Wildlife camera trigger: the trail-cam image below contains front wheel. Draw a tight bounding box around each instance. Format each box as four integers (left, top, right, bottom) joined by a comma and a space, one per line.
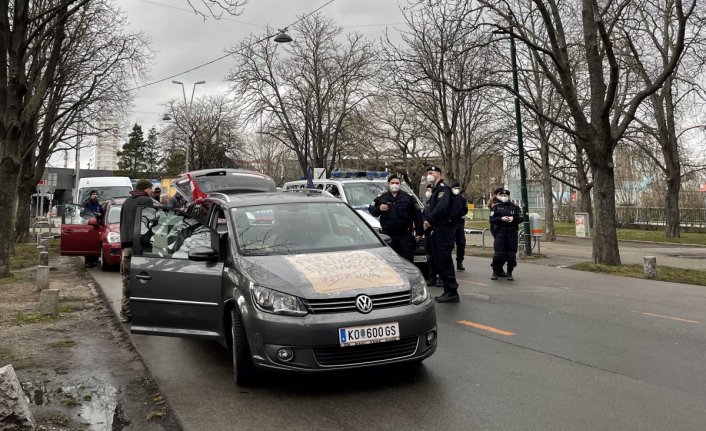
230, 308, 255, 386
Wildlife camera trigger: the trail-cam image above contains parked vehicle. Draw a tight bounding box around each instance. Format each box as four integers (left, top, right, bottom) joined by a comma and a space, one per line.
60, 197, 125, 270
75, 177, 132, 205
128, 192, 437, 385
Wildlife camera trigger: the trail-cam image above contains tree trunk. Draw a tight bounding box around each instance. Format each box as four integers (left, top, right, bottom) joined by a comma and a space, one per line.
15, 155, 35, 243
664, 176, 680, 238
591, 160, 621, 265
0, 155, 21, 276
540, 137, 555, 241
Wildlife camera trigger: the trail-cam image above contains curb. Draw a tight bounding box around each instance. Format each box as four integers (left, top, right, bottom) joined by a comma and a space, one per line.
554, 234, 706, 248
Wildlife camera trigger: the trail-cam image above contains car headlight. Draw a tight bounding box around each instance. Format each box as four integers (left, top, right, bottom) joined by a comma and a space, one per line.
411, 277, 429, 304
107, 232, 121, 244
250, 284, 308, 316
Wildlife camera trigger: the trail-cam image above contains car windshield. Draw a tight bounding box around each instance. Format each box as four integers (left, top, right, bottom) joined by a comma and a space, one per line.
107, 205, 121, 224
80, 187, 132, 205
341, 182, 418, 209
231, 202, 383, 256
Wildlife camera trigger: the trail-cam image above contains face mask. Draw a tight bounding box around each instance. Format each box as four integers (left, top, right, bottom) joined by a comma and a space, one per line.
452, 188, 460, 195
426, 174, 435, 183
425, 191, 432, 199
389, 184, 400, 193
499, 196, 509, 203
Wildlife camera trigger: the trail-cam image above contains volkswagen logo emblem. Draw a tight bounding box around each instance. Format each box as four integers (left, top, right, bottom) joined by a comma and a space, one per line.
355, 295, 373, 313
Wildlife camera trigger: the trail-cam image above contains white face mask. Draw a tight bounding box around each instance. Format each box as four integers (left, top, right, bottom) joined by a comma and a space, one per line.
426, 174, 435, 183
389, 184, 400, 193
499, 196, 509, 203
452, 188, 460, 195
425, 191, 432, 199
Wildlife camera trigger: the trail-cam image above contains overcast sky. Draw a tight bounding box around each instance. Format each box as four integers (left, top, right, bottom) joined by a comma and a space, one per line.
127, 0, 404, 131
52, 0, 406, 169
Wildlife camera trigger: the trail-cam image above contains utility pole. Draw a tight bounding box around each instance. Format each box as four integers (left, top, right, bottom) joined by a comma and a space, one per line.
509, 26, 532, 256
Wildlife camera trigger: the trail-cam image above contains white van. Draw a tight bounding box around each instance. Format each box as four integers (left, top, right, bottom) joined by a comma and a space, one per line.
75, 176, 133, 205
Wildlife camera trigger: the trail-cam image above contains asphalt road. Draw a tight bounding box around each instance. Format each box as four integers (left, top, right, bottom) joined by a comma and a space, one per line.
90, 244, 706, 431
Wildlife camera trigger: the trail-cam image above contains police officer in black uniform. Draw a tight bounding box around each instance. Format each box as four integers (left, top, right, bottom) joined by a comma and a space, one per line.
449, 181, 468, 271
489, 188, 521, 280
423, 166, 460, 303
369, 174, 423, 262
422, 184, 439, 285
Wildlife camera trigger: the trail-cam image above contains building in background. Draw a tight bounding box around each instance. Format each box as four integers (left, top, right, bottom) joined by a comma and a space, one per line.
92, 116, 120, 170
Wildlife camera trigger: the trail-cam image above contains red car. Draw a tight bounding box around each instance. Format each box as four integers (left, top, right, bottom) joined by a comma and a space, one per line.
60, 197, 125, 270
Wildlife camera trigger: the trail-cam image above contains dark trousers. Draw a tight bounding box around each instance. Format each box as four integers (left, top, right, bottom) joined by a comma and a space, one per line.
432, 225, 458, 293
389, 233, 415, 263
455, 222, 466, 261
424, 230, 436, 280
491, 229, 518, 272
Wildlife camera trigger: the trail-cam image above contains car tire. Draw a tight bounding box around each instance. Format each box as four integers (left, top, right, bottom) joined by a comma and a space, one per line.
100, 245, 110, 271
230, 308, 255, 386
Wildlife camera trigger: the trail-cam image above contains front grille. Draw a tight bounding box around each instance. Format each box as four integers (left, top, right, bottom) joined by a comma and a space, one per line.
313, 336, 419, 367
304, 290, 411, 314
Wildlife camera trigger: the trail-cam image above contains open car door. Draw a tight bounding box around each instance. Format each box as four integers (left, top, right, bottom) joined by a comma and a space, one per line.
129, 206, 224, 340
60, 203, 100, 256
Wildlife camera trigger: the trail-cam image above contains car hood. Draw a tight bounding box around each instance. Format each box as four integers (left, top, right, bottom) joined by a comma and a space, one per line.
237, 247, 421, 299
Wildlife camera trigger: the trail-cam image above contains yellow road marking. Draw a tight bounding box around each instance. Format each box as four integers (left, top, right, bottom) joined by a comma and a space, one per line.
457, 320, 515, 336
457, 279, 489, 287
638, 312, 700, 324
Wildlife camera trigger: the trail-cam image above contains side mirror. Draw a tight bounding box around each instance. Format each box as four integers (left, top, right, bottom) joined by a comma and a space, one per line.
87, 217, 98, 227
188, 246, 219, 262
379, 233, 392, 246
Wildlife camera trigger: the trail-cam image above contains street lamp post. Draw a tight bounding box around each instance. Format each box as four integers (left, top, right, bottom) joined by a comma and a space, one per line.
172, 80, 205, 172
508, 27, 532, 256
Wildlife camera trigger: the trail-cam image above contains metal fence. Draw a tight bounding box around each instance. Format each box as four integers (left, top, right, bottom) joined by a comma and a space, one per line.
469, 206, 706, 228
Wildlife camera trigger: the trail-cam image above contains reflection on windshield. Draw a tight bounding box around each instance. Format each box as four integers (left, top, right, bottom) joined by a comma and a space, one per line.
232, 202, 382, 256
79, 187, 132, 205
107, 206, 122, 224
342, 182, 417, 209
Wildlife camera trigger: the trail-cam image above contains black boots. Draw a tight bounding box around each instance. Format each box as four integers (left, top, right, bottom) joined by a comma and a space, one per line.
491, 272, 499, 280
507, 270, 514, 281
434, 292, 460, 303
457, 262, 465, 271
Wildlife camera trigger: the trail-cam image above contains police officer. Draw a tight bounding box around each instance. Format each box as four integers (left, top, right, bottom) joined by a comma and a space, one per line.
422, 184, 439, 285
489, 188, 521, 280
423, 166, 460, 303
449, 182, 468, 271
369, 174, 423, 262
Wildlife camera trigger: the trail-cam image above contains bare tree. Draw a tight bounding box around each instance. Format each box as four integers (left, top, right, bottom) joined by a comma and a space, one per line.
187, 0, 246, 19
14, 0, 150, 243
163, 95, 245, 170
475, 0, 697, 264
228, 13, 378, 177
382, 0, 508, 192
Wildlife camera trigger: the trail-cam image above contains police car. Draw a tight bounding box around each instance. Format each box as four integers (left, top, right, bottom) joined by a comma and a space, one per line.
282, 170, 428, 269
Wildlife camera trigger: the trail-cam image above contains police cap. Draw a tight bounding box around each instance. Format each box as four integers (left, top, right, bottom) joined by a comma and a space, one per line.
426, 165, 442, 173
387, 174, 400, 183
493, 187, 510, 195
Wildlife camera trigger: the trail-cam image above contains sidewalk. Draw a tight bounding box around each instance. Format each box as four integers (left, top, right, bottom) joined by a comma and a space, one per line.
466, 232, 706, 271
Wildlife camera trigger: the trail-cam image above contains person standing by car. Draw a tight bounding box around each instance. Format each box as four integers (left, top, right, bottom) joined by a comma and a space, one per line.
152, 186, 162, 202
423, 184, 439, 286
369, 174, 424, 263
168, 192, 186, 210
82, 190, 104, 268
423, 166, 460, 303
449, 182, 468, 271
489, 188, 521, 280
119, 179, 155, 323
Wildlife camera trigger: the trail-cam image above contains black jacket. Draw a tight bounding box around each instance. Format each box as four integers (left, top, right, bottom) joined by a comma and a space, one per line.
450, 193, 468, 223
369, 191, 424, 236
489, 201, 522, 231
427, 180, 453, 226
120, 190, 155, 248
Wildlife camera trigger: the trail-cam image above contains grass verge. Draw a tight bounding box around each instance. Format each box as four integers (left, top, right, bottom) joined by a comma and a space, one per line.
465, 220, 706, 245
569, 263, 706, 287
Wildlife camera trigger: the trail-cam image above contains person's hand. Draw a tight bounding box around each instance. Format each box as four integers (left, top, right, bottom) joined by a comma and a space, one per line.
423, 221, 431, 230
415, 235, 421, 242
380, 203, 389, 211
